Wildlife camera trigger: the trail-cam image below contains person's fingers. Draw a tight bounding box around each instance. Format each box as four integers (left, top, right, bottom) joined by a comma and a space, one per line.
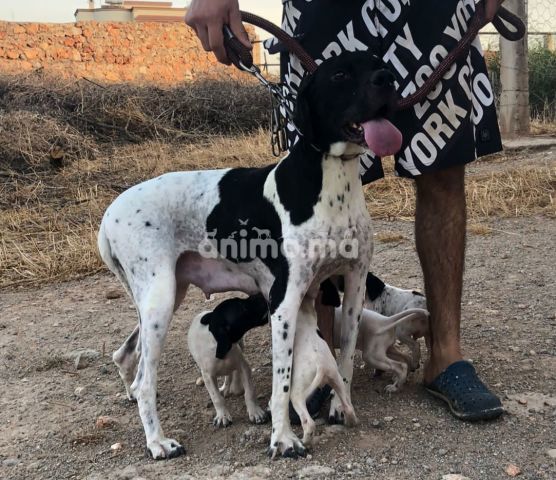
195, 26, 211, 52
208, 22, 230, 64
229, 8, 252, 50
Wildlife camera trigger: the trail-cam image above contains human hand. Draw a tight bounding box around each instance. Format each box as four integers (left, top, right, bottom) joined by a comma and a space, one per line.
185, 0, 252, 65
484, 0, 505, 22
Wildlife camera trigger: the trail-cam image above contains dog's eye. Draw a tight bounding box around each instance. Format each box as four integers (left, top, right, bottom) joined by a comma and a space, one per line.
331, 71, 349, 82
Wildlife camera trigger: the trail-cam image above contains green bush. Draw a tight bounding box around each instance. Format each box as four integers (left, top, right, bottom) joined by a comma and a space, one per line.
487, 46, 556, 121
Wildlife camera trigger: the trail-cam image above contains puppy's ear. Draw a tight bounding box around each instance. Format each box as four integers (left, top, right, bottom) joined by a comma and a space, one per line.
320, 279, 341, 307
215, 334, 233, 360
293, 73, 315, 143
365, 272, 385, 301
200, 312, 214, 326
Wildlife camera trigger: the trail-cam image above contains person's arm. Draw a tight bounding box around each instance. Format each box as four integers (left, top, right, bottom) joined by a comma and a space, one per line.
185, 0, 252, 65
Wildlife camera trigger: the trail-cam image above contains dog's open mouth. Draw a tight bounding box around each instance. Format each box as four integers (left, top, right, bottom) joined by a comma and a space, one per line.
343, 115, 403, 157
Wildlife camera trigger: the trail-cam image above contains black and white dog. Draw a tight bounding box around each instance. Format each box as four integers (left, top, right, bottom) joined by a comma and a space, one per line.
98, 51, 401, 459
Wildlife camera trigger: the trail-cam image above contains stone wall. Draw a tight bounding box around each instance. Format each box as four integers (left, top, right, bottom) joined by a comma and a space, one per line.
0, 21, 259, 84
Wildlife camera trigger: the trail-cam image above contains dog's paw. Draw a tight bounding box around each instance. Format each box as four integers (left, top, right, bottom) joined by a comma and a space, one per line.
146, 437, 185, 460
267, 429, 306, 459
248, 406, 270, 425
343, 408, 359, 427
213, 411, 233, 428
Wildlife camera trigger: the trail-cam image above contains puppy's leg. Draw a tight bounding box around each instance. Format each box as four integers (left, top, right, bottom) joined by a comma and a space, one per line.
329, 265, 368, 424
129, 266, 185, 460
220, 339, 245, 397
202, 371, 233, 427
290, 386, 317, 446
387, 344, 413, 371
399, 334, 421, 371
113, 324, 140, 401
365, 350, 408, 393
236, 354, 268, 424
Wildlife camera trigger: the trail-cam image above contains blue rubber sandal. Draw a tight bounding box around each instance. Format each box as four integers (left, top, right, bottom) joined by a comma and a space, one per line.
425, 360, 504, 421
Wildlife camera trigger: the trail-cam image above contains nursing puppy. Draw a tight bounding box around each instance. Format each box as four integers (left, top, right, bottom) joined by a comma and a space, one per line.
188, 295, 269, 427
290, 296, 357, 446
99, 51, 401, 459
333, 306, 429, 392
364, 273, 428, 371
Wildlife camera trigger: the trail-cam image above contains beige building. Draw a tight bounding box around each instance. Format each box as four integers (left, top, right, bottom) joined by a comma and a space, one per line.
75, 1, 186, 23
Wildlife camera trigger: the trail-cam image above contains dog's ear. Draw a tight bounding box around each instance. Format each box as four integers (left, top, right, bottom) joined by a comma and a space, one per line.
293, 73, 315, 143
215, 336, 233, 360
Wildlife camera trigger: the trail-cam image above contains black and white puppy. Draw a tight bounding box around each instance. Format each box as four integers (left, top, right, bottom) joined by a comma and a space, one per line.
364, 273, 428, 370
188, 295, 269, 427
99, 51, 401, 459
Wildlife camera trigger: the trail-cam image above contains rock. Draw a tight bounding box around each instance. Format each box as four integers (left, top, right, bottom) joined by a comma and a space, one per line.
2, 458, 20, 467
505, 464, 521, 476
371, 419, 382, 428
383, 416, 394, 422
438, 448, 448, 456
195, 376, 204, 386
96, 415, 118, 429
105, 289, 122, 299
110, 442, 123, 451
442, 475, 470, 480
230, 465, 272, 480
547, 449, 556, 459
297, 465, 335, 478
74, 386, 87, 396
64, 349, 100, 370
365, 457, 374, 466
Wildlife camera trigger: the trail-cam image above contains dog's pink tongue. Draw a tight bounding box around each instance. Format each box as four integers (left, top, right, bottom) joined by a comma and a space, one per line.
361, 119, 402, 157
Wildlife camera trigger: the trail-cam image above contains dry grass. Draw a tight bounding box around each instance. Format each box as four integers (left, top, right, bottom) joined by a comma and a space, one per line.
1, 130, 555, 289
468, 223, 493, 235
375, 231, 407, 243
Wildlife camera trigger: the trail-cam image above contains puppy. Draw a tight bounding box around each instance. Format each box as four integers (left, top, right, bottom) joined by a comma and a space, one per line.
364, 273, 428, 370
290, 297, 357, 446
333, 306, 429, 392
188, 295, 269, 427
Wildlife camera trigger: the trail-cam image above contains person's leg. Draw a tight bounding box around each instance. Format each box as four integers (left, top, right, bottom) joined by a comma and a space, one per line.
414, 164, 465, 384
414, 164, 503, 421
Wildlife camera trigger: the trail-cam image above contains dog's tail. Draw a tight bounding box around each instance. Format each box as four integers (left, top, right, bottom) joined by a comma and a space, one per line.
373, 308, 429, 335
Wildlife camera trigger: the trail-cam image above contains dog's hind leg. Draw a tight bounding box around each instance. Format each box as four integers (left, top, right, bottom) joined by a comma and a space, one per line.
202, 371, 233, 428
128, 263, 185, 460
290, 373, 322, 446
399, 334, 421, 371
113, 325, 140, 401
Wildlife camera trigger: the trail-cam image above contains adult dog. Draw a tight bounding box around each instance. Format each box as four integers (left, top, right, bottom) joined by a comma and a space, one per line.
98, 51, 401, 459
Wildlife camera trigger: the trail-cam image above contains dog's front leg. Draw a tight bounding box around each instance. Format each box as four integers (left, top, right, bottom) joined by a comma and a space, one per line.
267, 288, 306, 459
329, 265, 368, 424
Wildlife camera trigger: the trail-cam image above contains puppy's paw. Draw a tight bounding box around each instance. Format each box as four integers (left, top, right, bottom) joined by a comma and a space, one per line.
328, 395, 345, 425
213, 411, 233, 428
267, 429, 306, 459
384, 383, 400, 393
248, 405, 270, 424
146, 437, 185, 460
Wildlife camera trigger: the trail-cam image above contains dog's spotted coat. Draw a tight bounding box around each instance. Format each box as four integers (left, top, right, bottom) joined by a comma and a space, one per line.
99, 52, 398, 459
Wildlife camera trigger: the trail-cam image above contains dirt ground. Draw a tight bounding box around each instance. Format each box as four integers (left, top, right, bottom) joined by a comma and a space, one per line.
1, 211, 555, 479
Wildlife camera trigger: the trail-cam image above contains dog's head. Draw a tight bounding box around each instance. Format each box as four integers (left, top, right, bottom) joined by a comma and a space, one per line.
294, 51, 402, 157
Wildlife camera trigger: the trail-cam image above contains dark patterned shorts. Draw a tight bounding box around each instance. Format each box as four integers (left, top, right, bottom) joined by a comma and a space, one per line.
268, 0, 503, 184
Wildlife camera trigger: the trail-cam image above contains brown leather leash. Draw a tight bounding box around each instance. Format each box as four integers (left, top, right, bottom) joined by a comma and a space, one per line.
223, 3, 525, 111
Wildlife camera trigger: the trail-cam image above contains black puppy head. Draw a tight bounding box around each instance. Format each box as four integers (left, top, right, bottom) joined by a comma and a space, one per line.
294, 51, 398, 155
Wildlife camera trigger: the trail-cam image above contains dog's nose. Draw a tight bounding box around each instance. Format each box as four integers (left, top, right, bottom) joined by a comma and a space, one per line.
370, 69, 395, 88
